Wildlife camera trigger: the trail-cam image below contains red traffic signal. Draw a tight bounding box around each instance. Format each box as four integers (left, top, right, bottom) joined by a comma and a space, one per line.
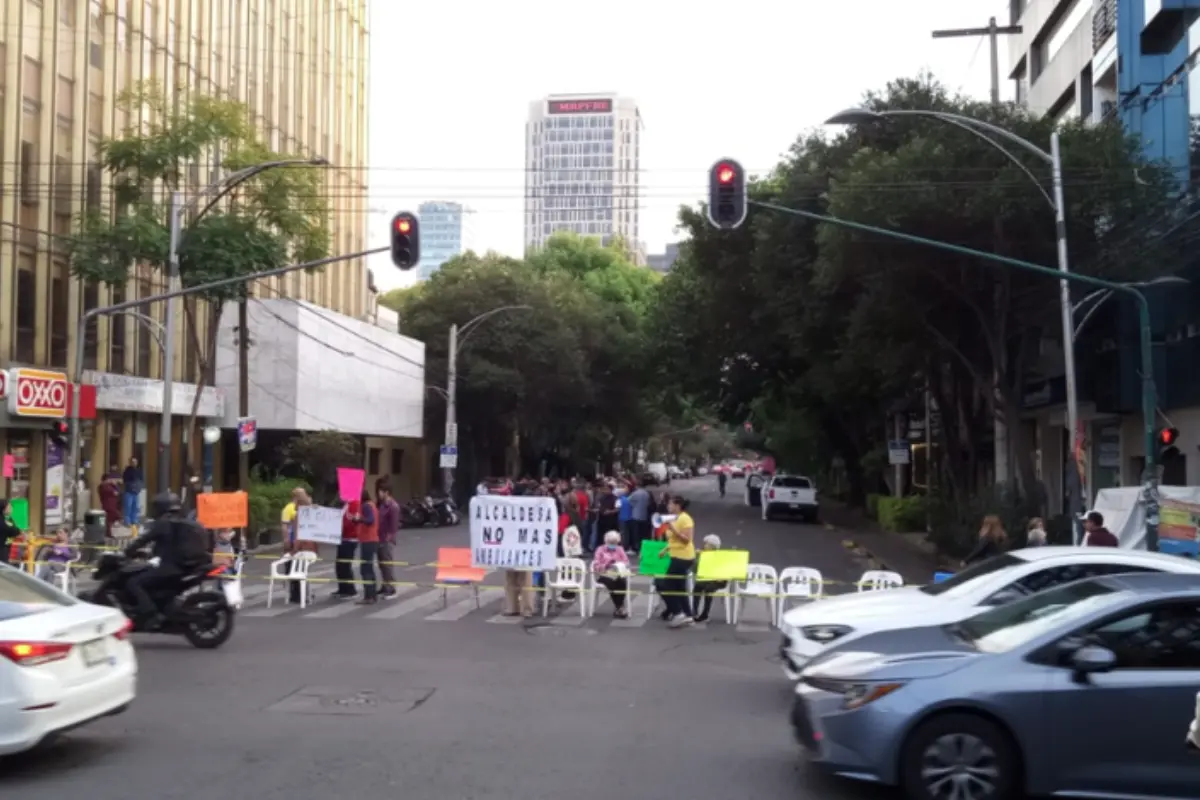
707, 158, 747, 230
390, 212, 420, 270
1159, 427, 1180, 447
49, 420, 68, 447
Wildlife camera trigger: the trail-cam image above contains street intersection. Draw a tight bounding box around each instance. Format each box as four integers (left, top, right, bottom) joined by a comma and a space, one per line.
4, 478, 919, 800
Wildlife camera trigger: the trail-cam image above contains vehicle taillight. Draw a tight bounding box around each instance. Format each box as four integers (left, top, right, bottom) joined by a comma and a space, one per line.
206, 565, 229, 577
0, 640, 74, 667
768, 490, 775, 500
113, 619, 134, 641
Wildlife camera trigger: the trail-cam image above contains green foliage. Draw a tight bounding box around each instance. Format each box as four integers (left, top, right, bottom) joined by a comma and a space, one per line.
876, 495, 926, 533
927, 484, 1039, 557
278, 430, 362, 505
656, 73, 1187, 515
68, 82, 330, 299
247, 471, 310, 541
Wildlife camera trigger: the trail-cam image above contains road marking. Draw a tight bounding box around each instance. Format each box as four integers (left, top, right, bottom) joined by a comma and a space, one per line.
610, 615, 649, 628
735, 622, 772, 633
366, 588, 446, 619
485, 613, 526, 624
241, 604, 302, 617
425, 591, 499, 622
301, 584, 423, 618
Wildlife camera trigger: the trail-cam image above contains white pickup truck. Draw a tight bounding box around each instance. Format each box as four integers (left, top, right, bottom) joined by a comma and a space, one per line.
761, 475, 818, 523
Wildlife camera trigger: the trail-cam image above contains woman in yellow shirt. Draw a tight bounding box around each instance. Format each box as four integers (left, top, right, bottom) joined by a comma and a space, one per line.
657, 495, 696, 627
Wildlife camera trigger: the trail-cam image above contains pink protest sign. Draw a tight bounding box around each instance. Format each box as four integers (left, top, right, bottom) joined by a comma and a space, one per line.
337, 467, 365, 503
1, 454, 13, 478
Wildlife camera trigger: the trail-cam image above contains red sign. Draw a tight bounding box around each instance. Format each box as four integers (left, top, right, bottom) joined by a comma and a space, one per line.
548, 99, 612, 115
7, 368, 69, 418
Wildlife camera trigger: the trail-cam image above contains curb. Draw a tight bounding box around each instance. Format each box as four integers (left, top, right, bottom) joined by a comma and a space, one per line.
841, 538, 892, 572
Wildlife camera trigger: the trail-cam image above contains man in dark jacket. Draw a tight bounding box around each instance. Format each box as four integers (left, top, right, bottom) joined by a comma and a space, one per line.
1083, 511, 1119, 547
124, 492, 212, 626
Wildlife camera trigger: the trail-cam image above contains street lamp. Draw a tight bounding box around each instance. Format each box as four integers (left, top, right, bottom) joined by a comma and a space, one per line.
827, 107, 1082, 530
158, 157, 329, 492
443, 305, 533, 496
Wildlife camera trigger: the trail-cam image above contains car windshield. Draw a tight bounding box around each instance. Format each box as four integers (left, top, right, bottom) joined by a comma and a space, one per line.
0, 564, 75, 621
954, 579, 1119, 654
920, 553, 1024, 597
773, 477, 811, 488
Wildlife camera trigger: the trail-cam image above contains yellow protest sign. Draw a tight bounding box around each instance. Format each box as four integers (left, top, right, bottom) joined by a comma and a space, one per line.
197, 491, 249, 529
696, 549, 750, 582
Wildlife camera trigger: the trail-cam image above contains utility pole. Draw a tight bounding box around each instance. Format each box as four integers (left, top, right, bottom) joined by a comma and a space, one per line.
159, 192, 182, 494
932, 17, 1023, 105
237, 298, 250, 491
444, 323, 458, 497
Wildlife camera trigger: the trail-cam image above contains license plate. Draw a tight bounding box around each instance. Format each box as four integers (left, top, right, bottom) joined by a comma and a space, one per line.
80, 638, 107, 667
789, 503, 800, 509
222, 581, 244, 607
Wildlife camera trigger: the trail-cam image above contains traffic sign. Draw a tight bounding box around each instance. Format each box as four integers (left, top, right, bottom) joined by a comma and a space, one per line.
439, 444, 458, 469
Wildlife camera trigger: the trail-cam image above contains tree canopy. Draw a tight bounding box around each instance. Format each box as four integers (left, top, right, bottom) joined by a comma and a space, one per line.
654, 75, 1190, 545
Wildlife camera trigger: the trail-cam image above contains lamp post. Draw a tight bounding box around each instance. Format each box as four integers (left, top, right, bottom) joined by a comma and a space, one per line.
443, 305, 533, 497
158, 157, 328, 494
827, 108, 1083, 535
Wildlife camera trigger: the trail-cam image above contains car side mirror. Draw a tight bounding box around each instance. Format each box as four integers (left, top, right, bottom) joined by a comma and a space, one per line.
1070, 645, 1116, 680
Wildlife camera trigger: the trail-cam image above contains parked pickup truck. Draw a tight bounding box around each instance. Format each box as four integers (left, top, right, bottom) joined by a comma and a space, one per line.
761, 475, 818, 523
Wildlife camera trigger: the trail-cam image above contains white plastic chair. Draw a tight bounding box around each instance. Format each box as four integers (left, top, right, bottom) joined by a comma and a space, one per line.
857, 569, 904, 592
56, 554, 83, 595
589, 561, 632, 617
777, 566, 823, 626
644, 571, 695, 620
543, 557, 589, 618
267, 552, 319, 608
732, 563, 779, 626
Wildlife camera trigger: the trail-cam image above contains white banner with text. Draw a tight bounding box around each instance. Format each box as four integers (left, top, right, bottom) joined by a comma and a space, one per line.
469, 495, 557, 570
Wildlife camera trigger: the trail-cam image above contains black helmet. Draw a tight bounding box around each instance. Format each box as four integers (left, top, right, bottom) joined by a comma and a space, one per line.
151, 491, 182, 517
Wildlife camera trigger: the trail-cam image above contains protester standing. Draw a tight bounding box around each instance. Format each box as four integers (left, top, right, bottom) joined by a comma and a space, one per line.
656, 495, 696, 628
333, 498, 360, 599
121, 458, 143, 526
98, 474, 121, 539
353, 490, 380, 605
375, 483, 401, 599
283, 488, 316, 604
627, 482, 652, 555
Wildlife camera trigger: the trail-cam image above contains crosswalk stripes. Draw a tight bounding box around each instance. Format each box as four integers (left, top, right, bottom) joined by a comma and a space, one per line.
426, 591, 502, 622
367, 588, 454, 619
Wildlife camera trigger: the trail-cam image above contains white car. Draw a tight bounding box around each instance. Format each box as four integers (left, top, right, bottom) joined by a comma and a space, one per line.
778, 546, 1200, 680
0, 563, 137, 755
762, 475, 818, 522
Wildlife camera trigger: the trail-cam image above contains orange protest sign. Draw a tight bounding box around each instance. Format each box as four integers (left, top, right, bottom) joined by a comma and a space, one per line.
196, 491, 249, 529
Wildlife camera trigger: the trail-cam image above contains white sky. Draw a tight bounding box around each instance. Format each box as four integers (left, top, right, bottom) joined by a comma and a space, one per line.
366, 0, 1016, 290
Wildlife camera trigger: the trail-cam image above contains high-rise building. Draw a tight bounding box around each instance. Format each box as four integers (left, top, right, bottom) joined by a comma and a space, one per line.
524, 93, 643, 263
416, 201, 466, 280
1007, 0, 1112, 122
0, 0, 402, 529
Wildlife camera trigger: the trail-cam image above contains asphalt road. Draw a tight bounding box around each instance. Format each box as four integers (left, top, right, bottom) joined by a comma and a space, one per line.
3, 477, 897, 800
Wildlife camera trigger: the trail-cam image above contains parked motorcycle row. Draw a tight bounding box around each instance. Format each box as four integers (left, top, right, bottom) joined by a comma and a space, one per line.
401, 495, 460, 528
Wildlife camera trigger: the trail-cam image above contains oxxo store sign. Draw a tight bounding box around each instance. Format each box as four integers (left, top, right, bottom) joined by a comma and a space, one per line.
1, 368, 70, 419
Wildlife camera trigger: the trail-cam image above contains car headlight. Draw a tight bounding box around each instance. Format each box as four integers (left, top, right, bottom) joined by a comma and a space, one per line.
803, 677, 906, 710
801, 624, 853, 643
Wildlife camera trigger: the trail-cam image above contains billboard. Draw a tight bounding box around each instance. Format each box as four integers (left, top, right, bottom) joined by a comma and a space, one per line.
547, 98, 612, 115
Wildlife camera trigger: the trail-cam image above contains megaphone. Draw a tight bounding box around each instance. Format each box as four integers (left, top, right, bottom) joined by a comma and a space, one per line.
651, 513, 677, 529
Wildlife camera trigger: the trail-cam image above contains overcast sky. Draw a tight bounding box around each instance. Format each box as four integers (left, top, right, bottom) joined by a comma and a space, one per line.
366, 0, 1015, 290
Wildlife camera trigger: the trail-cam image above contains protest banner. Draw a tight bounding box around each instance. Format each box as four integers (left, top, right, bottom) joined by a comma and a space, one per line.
696, 550, 750, 582
297, 505, 344, 545
469, 495, 557, 569
1158, 497, 1200, 557
337, 467, 365, 503
196, 491, 248, 529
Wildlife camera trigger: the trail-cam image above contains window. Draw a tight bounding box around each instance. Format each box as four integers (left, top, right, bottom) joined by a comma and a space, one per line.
1083, 602, 1200, 669
109, 284, 127, 372
20, 141, 37, 205
15, 263, 37, 362
56, 76, 74, 122
1042, 0, 1090, 66
921, 553, 1024, 596
390, 448, 404, 475
83, 280, 100, 369
1011, 562, 1160, 597
137, 281, 152, 376
0, 568, 75, 620
53, 157, 73, 220
368, 448, 382, 475
50, 262, 69, 367
86, 162, 102, 211
957, 579, 1120, 654
773, 477, 812, 488
89, 41, 103, 69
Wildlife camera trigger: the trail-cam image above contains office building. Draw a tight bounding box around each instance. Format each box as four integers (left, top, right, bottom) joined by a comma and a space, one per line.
524, 93, 644, 263
0, 1, 429, 528
1008, 0, 1115, 121
416, 201, 467, 280
647, 243, 680, 274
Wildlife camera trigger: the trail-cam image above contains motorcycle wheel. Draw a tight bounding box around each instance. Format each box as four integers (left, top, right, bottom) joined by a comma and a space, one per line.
179, 591, 235, 649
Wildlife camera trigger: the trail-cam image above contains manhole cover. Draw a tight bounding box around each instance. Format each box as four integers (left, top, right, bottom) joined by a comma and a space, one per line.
524, 624, 599, 637
267, 686, 435, 716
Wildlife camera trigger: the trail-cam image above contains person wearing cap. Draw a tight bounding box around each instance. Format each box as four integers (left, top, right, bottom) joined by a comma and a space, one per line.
1082, 511, 1119, 547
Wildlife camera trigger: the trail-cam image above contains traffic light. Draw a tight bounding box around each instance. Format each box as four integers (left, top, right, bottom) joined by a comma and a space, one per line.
49, 420, 68, 448
707, 158, 747, 230
1153, 426, 1180, 463
390, 212, 420, 270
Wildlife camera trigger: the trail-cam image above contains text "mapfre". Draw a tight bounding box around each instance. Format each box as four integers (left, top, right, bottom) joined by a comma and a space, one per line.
7, 369, 69, 418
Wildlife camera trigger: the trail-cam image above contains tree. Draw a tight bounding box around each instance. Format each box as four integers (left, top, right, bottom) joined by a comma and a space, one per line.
658, 74, 1185, 529
68, 83, 329, 449
278, 430, 362, 505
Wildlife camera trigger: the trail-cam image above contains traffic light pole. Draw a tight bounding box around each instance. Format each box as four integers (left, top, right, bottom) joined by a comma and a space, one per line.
746, 199, 1161, 551
66, 246, 388, 528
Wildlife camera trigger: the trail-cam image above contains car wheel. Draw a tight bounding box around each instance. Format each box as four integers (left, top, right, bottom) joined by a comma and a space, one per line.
900, 713, 1020, 800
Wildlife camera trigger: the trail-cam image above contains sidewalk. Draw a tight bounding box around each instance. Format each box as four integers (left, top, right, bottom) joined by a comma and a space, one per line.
822, 500, 947, 583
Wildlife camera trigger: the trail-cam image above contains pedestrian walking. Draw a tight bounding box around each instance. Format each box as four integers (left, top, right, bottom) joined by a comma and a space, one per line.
961, 515, 1008, 566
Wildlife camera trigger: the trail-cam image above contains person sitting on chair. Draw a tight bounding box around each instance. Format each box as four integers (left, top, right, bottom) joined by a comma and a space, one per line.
690, 534, 726, 623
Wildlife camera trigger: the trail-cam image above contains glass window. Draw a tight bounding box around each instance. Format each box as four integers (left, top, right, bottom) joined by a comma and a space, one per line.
1084, 601, 1200, 668
772, 477, 811, 488
0, 565, 76, 620
956, 579, 1120, 653
1043, 0, 1090, 65
920, 553, 1024, 596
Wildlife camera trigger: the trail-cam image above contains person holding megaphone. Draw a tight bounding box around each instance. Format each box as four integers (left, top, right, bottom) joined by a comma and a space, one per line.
654, 495, 696, 628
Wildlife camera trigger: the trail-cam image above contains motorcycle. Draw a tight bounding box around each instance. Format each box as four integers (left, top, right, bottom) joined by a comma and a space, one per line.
400, 498, 433, 528
431, 495, 459, 526
78, 552, 236, 649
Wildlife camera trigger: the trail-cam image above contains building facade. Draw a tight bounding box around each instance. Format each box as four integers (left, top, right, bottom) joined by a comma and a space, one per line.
1008, 0, 1116, 121
416, 201, 465, 280
0, 0, 382, 531
524, 93, 644, 263
646, 242, 680, 274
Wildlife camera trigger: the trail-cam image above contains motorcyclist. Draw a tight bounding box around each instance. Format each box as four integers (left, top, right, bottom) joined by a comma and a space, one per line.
124, 491, 213, 627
